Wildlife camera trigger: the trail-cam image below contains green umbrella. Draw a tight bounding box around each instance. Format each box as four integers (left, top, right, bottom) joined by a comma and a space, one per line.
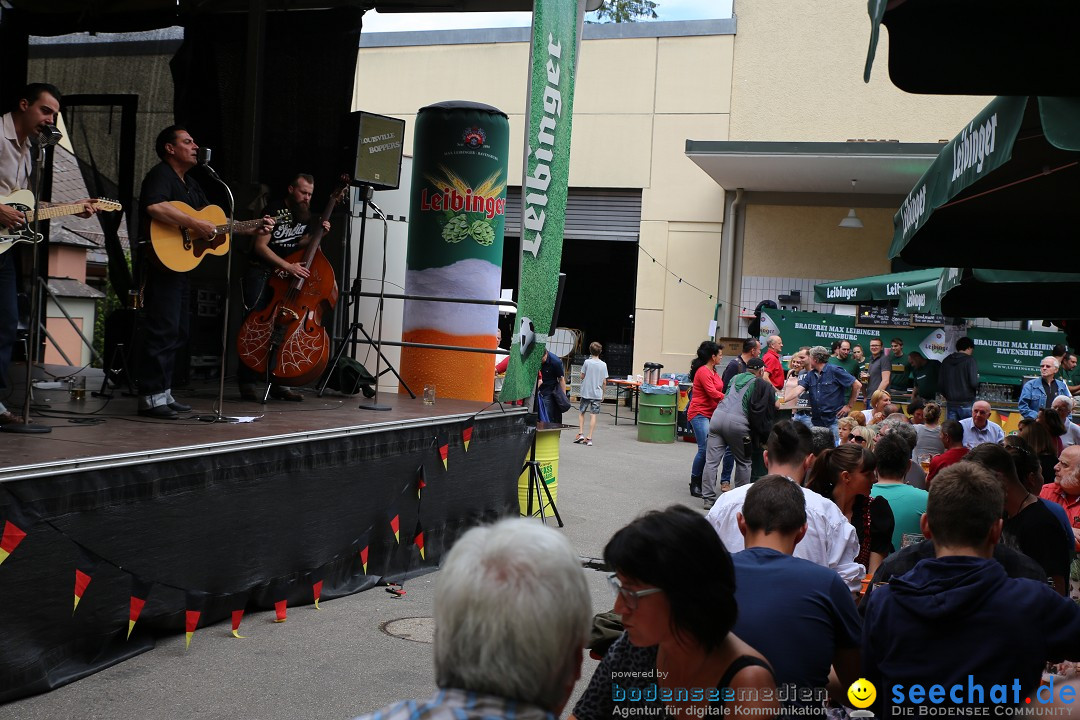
813, 267, 943, 305
898, 268, 1080, 320
863, 0, 1080, 95
889, 96, 1080, 271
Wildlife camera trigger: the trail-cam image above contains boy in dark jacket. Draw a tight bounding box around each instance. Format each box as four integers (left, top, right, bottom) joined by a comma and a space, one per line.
938, 337, 979, 422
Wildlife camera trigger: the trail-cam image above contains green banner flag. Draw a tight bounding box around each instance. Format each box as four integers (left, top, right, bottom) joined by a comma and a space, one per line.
500, 0, 586, 402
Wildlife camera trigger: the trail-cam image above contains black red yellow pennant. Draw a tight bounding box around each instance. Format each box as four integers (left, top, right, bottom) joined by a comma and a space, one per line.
73, 548, 98, 615
312, 579, 324, 610
437, 431, 449, 470
359, 544, 370, 575
274, 599, 288, 623
414, 521, 426, 561
390, 514, 400, 544
416, 466, 427, 500
185, 592, 207, 649
0, 500, 34, 567
231, 609, 246, 638
127, 577, 152, 640
462, 418, 474, 452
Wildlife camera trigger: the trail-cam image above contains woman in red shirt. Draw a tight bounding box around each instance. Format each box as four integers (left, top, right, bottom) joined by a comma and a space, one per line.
688, 341, 725, 498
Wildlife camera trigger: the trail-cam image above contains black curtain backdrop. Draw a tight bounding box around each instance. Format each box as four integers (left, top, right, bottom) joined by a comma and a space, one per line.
172, 7, 364, 216
0, 413, 531, 702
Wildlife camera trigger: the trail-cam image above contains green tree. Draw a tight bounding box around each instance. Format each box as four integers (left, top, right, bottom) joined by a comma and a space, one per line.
590, 0, 658, 23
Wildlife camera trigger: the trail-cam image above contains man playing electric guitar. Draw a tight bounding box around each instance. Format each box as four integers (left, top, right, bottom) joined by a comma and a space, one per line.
0, 83, 97, 425
135, 125, 275, 419
237, 173, 330, 402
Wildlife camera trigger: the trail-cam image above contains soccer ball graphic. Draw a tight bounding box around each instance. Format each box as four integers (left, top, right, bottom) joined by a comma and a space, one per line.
519, 317, 536, 356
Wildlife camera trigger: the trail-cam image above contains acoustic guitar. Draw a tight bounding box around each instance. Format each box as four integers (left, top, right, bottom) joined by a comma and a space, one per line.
1, 190, 122, 256
149, 202, 290, 273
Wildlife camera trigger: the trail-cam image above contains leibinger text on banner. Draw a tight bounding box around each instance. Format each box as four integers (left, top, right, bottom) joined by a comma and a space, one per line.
499, 0, 585, 402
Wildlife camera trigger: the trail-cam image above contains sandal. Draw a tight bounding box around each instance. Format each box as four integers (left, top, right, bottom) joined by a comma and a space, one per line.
585, 438, 593, 446
573, 434, 585, 444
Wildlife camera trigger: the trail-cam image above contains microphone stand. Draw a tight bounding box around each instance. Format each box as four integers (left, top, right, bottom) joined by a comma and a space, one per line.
198, 156, 242, 423
357, 200, 391, 411
3, 133, 57, 434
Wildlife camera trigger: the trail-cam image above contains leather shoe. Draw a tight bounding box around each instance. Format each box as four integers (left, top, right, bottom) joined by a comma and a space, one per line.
238, 384, 261, 403
138, 405, 178, 419
168, 401, 192, 412
269, 385, 303, 402
0, 411, 25, 425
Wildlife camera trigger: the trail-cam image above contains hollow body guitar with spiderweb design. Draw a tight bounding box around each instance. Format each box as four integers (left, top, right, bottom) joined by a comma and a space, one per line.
0, 190, 122, 255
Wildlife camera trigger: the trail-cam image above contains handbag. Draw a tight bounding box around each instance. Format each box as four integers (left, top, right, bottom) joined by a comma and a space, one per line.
554, 385, 572, 413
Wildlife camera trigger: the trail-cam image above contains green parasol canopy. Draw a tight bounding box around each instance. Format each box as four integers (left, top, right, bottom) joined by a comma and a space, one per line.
888, 96, 1080, 271
813, 268, 944, 305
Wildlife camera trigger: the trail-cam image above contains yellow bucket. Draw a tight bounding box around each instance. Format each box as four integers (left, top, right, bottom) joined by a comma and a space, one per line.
519, 429, 560, 518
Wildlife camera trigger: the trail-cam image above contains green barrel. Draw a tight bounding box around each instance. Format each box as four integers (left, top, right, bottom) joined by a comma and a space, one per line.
637, 389, 677, 443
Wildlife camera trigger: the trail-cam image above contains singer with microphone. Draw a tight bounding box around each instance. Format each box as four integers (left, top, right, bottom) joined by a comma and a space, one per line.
134, 126, 275, 419
0, 83, 96, 426
236, 172, 330, 403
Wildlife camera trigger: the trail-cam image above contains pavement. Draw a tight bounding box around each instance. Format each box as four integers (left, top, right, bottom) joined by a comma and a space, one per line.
4, 404, 703, 720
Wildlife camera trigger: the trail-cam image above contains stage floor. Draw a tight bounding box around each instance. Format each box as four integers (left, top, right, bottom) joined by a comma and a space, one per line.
1, 364, 524, 481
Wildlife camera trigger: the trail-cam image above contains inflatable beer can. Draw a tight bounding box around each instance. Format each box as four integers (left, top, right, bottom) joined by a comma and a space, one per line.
401, 101, 509, 401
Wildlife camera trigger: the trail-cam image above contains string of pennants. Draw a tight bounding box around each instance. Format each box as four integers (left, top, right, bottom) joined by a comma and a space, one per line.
0, 416, 478, 648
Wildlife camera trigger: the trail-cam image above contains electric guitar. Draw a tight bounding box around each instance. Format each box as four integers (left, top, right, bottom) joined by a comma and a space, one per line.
0, 190, 122, 256
149, 202, 290, 273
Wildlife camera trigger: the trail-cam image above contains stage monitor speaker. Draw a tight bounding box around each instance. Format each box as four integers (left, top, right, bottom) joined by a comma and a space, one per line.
341, 111, 406, 190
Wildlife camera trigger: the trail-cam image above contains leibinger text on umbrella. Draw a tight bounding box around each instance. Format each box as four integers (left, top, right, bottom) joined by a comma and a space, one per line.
951, 112, 999, 180
826, 286, 859, 301
900, 184, 927, 236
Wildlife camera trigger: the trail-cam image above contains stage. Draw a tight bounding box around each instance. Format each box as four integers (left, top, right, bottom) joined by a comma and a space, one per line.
0, 368, 531, 702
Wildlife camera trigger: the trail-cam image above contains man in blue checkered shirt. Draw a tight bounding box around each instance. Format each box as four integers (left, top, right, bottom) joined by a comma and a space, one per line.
350, 519, 592, 720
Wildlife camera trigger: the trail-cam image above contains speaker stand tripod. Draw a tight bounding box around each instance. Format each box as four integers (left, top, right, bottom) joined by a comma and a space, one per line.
521, 426, 563, 527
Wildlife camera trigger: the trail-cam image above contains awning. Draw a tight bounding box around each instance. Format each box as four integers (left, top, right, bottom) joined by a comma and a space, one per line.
888, 96, 1080, 271
813, 268, 943, 305
863, 0, 1080, 95
897, 268, 1080, 320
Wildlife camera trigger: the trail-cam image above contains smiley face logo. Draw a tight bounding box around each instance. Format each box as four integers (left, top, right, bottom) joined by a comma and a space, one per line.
847, 678, 877, 709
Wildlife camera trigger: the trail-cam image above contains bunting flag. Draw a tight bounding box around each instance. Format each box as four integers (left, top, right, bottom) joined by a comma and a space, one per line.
437, 431, 449, 470
462, 418, 474, 452
0, 504, 30, 567
414, 522, 426, 561
274, 599, 288, 623
390, 514, 401, 544
416, 466, 427, 500
127, 577, 152, 640
312, 580, 323, 610
73, 569, 92, 614
73, 548, 98, 615
359, 545, 370, 575
185, 592, 206, 649
185, 609, 200, 649
231, 609, 246, 639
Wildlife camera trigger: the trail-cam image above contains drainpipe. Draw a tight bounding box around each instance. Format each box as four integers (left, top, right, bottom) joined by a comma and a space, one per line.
718, 188, 744, 336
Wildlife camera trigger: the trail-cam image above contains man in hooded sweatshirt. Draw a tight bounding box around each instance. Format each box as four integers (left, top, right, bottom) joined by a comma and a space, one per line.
938, 337, 980, 422
861, 461, 1080, 716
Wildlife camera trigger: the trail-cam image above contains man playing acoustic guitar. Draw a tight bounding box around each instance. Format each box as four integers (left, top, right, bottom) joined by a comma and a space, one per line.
135, 125, 274, 419
237, 173, 330, 403
0, 83, 97, 425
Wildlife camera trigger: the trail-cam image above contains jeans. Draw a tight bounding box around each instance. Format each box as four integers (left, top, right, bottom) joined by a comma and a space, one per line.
0, 253, 17, 397
947, 404, 973, 422
690, 414, 710, 478
811, 417, 840, 445
135, 262, 189, 397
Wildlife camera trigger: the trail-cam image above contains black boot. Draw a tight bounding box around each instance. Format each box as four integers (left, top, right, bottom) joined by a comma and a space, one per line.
689, 475, 702, 498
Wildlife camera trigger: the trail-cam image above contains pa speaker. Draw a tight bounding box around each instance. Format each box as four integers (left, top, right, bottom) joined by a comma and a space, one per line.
340, 111, 405, 190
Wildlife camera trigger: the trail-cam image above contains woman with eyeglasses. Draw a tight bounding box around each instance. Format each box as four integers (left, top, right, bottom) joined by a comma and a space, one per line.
571, 506, 779, 720
805, 444, 894, 577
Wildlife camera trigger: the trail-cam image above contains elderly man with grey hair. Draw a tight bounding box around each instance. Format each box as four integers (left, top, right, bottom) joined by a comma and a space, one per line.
350, 518, 592, 720
1018, 356, 1070, 420
1052, 395, 1080, 448
780, 345, 861, 444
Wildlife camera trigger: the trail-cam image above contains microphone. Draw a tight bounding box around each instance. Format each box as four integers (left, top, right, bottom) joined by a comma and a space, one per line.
198, 147, 222, 180
35, 124, 63, 147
